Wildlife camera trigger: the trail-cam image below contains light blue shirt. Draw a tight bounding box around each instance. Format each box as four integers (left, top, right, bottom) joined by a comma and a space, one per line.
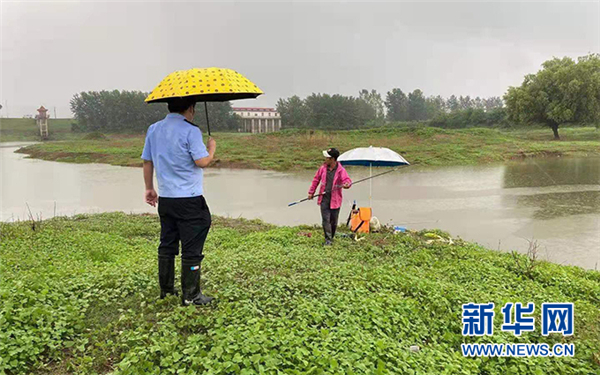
141, 113, 209, 198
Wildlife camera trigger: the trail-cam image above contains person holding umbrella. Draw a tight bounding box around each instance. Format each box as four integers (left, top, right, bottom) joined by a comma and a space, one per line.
142, 97, 216, 305
143, 67, 263, 306
308, 148, 352, 245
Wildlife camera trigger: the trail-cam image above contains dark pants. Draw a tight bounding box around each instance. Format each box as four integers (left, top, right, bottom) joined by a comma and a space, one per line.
158, 195, 211, 262
320, 202, 340, 241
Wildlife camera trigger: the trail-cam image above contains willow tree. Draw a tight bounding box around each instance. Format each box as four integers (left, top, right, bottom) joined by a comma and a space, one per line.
504, 54, 600, 139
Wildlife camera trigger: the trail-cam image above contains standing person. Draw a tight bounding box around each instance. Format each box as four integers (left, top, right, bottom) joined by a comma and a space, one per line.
308, 148, 352, 245
141, 97, 216, 306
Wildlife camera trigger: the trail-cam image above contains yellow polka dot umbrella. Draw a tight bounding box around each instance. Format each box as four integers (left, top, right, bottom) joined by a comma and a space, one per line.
145, 67, 263, 135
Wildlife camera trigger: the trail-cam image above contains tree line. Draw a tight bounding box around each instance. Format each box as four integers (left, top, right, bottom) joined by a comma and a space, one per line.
276, 89, 505, 130
70, 90, 239, 133
71, 89, 505, 134
278, 53, 599, 137
69, 54, 599, 138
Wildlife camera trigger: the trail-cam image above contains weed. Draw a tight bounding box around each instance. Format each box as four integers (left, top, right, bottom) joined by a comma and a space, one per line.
1, 213, 599, 374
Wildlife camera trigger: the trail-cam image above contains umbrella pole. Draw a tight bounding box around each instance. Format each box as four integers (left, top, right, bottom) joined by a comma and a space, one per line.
369, 163, 372, 207
204, 102, 211, 136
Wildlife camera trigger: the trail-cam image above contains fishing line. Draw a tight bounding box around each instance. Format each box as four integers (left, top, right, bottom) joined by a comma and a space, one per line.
508, 132, 558, 185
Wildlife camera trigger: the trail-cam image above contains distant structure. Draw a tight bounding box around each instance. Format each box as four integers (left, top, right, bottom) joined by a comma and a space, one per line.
36, 106, 50, 139
233, 107, 282, 133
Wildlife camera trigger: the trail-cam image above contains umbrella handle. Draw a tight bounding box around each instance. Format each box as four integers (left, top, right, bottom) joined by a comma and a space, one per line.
204, 102, 211, 136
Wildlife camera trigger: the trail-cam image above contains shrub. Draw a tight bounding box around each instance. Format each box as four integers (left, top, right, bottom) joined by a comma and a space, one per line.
82, 132, 108, 140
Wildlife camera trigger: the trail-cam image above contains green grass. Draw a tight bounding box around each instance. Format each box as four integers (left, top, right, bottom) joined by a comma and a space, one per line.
12, 126, 600, 170
0, 118, 79, 142
1, 213, 599, 374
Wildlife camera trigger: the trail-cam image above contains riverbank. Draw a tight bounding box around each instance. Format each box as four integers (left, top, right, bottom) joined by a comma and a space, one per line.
11, 126, 600, 170
1, 213, 599, 374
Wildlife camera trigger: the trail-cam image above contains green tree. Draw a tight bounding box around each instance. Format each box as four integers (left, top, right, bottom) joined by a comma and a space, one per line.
70, 90, 167, 132
355, 96, 378, 126
407, 89, 427, 121
276, 95, 307, 129
426, 95, 446, 119
430, 107, 507, 128
384, 88, 409, 121
359, 89, 385, 121
458, 95, 473, 110
504, 54, 600, 139
303, 93, 375, 130
484, 97, 504, 112
70, 90, 239, 132
446, 95, 460, 112
194, 102, 239, 132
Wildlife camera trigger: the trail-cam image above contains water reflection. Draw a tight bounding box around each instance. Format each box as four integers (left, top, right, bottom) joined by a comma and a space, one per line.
514, 191, 600, 220
502, 158, 600, 220
503, 157, 600, 188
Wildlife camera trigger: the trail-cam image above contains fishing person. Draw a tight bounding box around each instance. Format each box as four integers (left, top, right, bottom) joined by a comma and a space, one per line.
308, 148, 352, 245
141, 96, 216, 306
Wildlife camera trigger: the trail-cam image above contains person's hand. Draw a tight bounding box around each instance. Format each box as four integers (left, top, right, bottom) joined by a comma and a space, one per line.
145, 189, 158, 207
343, 182, 351, 189
308, 193, 314, 200
207, 137, 216, 153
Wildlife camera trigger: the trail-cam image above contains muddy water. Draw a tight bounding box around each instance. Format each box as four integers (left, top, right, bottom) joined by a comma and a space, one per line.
2, 143, 599, 269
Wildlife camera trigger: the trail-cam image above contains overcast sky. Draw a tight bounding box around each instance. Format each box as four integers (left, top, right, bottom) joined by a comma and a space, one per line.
1, 0, 599, 118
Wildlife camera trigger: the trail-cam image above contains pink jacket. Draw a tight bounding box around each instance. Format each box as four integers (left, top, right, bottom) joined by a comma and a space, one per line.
308, 163, 352, 209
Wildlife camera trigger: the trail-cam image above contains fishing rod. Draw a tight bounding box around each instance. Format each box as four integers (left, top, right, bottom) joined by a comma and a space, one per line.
288, 166, 404, 207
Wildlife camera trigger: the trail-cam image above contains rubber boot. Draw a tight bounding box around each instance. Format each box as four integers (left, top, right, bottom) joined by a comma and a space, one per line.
181, 259, 214, 306
158, 255, 177, 299
323, 226, 333, 246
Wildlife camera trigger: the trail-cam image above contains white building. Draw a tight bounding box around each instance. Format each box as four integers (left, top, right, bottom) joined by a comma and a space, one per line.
233, 107, 282, 133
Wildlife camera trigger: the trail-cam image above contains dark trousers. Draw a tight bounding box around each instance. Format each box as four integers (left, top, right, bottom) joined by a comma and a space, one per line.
320, 202, 340, 241
158, 195, 211, 262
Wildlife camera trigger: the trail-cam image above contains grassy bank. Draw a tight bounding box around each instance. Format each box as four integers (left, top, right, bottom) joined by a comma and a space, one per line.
1, 213, 599, 374
0, 118, 78, 142
12, 126, 600, 170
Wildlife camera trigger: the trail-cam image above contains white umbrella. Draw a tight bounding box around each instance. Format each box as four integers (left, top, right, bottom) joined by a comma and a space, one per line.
338, 146, 409, 206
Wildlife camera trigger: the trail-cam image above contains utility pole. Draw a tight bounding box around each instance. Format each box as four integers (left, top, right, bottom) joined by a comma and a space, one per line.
54, 106, 57, 119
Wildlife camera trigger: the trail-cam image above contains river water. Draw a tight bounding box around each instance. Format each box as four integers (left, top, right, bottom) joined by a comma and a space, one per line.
2, 143, 599, 269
